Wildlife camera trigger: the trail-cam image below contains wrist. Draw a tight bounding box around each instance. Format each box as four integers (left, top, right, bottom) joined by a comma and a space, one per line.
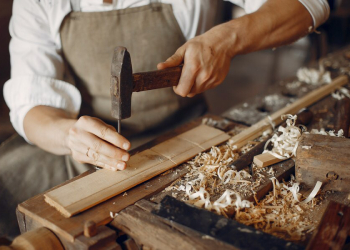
61, 118, 77, 154
224, 15, 259, 57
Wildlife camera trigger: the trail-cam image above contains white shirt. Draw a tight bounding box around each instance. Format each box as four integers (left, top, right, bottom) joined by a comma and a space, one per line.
3, 0, 329, 142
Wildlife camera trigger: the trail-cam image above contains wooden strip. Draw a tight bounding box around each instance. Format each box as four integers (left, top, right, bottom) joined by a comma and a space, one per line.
45, 125, 230, 217
18, 116, 238, 242
228, 75, 349, 147
253, 152, 284, 168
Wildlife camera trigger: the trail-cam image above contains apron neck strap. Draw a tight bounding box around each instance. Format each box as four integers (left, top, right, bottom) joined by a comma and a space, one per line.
150, 0, 161, 11
70, 0, 81, 12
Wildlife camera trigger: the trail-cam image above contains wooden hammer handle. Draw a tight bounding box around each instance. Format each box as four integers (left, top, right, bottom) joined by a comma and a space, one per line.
132, 65, 182, 92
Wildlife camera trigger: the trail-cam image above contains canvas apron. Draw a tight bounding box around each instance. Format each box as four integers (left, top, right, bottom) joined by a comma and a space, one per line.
0, 0, 206, 238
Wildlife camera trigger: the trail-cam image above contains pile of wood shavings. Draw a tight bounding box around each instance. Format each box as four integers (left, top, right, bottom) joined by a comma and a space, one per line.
264, 114, 344, 160
164, 131, 322, 241
165, 142, 267, 214
235, 177, 321, 241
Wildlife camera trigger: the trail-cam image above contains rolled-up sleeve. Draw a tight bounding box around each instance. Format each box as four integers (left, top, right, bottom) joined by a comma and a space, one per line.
227, 0, 330, 28
298, 0, 330, 28
3, 0, 81, 142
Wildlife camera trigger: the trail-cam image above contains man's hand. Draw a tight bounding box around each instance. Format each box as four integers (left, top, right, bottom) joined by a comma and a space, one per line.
157, 23, 235, 97
157, 0, 313, 98
67, 116, 130, 171
24, 106, 131, 171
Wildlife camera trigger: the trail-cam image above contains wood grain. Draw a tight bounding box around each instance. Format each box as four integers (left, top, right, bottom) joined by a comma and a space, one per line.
295, 134, 350, 191
253, 152, 284, 168
334, 97, 350, 138
110, 201, 237, 250
306, 201, 350, 250
44, 125, 230, 218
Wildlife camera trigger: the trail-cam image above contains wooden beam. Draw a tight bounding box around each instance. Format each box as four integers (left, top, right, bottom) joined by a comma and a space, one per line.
228, 75, 349, 148
44, 125, 230, 218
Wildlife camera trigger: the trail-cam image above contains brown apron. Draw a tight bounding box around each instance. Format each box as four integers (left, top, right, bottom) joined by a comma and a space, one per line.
60, 0, 206, 135
0, 0, 206, 238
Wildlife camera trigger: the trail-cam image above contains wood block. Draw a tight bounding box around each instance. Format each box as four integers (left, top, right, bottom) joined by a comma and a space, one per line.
295, 134, 350, 191
306, 201, 350, 250
253, 152, 283, 168
44, 125, 229, 218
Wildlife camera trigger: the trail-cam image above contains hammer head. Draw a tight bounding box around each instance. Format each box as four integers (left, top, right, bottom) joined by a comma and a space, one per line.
110, 47, 133, 120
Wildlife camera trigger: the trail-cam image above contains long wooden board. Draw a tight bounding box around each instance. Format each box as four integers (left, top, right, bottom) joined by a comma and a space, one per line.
228, 75, 349, 147
45, 125, 230, 217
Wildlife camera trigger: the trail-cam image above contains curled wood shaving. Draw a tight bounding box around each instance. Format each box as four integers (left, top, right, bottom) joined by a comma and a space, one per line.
296, 67, 331, 85
263, 114, 303, 159
264, 114, 344, 159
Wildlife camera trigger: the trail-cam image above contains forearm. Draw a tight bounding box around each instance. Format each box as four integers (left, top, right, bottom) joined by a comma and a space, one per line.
24, 106, 76, 155
227, 0, 313, 56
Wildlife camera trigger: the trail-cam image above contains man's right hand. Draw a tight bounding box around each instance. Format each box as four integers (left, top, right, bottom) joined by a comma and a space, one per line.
67, 116, 130, 171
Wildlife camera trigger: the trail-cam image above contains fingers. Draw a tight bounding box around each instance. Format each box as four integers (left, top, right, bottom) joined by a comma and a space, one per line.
71, 150, 126, 171
68, 116, 132, 171
76, 116, 130, 150
173, 60, 199, 97
157, 47, 185, 70
70, 129, 129, 161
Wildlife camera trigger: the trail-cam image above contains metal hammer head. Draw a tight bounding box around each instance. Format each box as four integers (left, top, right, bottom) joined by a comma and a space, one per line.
110, 47, 133, 120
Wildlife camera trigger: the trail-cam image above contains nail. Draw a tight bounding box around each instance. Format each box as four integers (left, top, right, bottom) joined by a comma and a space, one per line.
123, 143, 130, 150
117, 163, 125, 170
111, 167, 117, 171
122, 155, 129, 161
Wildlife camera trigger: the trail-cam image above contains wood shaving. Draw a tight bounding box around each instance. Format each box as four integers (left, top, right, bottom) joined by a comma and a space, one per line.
296, 67, 331, 85
263, 114, 304, 159
164, 139, 322, 242
264, 114, 344, 159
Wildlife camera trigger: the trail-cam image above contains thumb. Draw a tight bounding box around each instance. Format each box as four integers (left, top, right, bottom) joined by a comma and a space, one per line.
157, 47, 185, 70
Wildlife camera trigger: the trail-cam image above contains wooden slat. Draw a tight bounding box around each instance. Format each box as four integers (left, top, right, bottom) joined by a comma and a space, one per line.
253, 152, 283, 168
228, 75, 349, 147
44, 125, 230, 218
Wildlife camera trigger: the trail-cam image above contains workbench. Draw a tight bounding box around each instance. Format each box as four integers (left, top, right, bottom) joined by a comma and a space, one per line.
14, 46, 350, 250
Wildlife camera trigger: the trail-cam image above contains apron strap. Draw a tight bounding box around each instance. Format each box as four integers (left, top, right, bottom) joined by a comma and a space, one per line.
70, 0, 81, 12
150, 0, 161, 11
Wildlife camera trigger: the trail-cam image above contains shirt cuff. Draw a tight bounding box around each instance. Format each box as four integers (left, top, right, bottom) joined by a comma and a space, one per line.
3, 75, 82, 143
298, 0, 330, 29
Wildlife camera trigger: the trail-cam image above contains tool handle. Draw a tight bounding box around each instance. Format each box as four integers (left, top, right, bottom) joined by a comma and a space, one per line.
229, 138, 268, 171
132, 65, 183, 92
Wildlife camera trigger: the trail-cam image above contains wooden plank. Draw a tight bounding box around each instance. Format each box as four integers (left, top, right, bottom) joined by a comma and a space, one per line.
18, 165, 190, 242
306, 201, 350, 250
44, 125, 230, 218
18, 115, 239, 243
228, 75, 349, 148
110, 202, 237, 250
253, 152, 283, 168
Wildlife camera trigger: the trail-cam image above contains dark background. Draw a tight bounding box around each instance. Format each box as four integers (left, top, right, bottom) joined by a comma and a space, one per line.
0, 0, 349, 144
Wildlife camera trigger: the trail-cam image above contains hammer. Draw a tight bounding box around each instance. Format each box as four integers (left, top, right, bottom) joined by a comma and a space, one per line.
110, 46, 183, 133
